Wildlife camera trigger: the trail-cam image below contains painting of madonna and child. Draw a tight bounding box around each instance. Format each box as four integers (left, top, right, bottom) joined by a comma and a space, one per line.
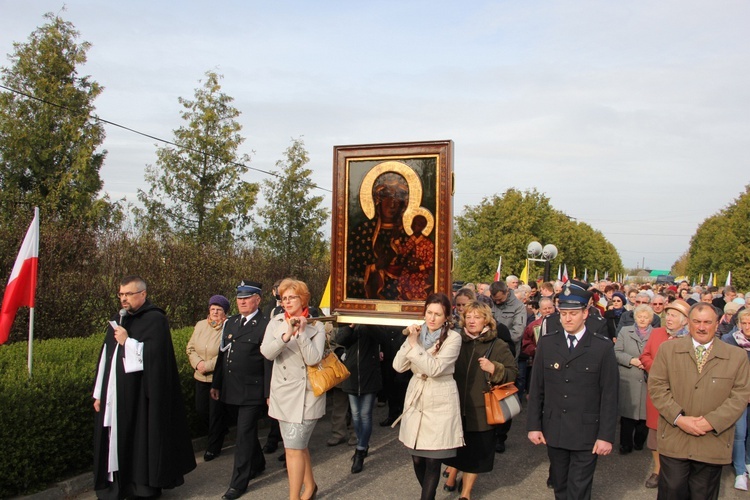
330, 141, 453, 321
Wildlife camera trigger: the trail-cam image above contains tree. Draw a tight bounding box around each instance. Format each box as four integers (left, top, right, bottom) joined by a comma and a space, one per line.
683, 185, 750, 290
454, 188, 624, 283
138, 71, 257, 246
253, 138, 329, 284
671, 250, 689, 277
0, 12, 112, 227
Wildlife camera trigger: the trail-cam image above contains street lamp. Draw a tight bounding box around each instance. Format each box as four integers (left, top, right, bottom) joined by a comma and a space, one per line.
527, 241, 558, 282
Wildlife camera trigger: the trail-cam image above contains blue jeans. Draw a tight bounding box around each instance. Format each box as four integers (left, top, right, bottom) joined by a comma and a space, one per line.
516, 359, 528, 399
348, 393, 376, 450
733, 405, 750, 476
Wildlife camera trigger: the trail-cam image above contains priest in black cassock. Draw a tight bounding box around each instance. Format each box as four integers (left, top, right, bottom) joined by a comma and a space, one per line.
92, 275, 195, 499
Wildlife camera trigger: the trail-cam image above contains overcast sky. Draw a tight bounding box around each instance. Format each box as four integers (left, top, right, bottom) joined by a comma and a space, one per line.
2, 1, 748, 273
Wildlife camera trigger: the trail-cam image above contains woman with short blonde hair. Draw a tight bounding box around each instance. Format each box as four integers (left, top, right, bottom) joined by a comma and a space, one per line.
614, 304, 654, 455
261, 279, 325, 500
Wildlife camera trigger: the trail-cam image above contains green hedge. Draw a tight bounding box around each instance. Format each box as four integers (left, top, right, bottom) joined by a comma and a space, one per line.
0, 326, 197, 497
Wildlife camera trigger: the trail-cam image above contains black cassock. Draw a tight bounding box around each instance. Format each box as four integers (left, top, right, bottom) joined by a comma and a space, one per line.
93, 300, 195, 499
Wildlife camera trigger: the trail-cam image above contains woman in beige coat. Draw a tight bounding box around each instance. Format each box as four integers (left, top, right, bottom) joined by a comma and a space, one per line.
261, 279, 325, 500
394, 292, 463, 500
186, 295, 230, 461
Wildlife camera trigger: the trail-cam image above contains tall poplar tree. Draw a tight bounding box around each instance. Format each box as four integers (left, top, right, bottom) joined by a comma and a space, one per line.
254, 138, 329, 281
0, 12, 111, 226
138, 71, 257, 246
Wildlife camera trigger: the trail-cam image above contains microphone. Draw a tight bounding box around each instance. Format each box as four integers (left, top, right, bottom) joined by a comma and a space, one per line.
119, 308, 127, 325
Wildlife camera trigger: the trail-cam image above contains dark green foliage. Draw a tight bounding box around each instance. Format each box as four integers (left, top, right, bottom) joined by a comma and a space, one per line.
0, 12, 116, 228
454, 188, 624, 283
0, 327, 197, 497
253, 138, 330, 284
137, 71, 258, 247
0, 225, 330, 344
0, 335, 100, 496
683, 185, 750, 290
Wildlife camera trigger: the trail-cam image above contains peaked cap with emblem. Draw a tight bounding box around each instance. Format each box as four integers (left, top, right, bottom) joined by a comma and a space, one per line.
236, 280, 262, 298
558, 280, 592, 310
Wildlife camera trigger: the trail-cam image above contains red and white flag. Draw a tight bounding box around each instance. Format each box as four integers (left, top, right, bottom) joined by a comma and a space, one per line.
562, 264, 569, 284
493, 257, 502, 282
0, 210, 39, 344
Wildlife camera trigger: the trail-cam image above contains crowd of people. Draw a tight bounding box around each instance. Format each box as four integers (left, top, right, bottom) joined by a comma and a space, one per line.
92, 274, 750, 500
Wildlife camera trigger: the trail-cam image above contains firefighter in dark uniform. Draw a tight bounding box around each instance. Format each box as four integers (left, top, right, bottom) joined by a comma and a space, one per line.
211, 281, 272, 500
527, 281, 618, 500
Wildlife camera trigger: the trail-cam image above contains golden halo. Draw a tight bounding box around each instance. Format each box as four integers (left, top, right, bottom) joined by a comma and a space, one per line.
359, 161, 423, 220
403, 207, 435, 237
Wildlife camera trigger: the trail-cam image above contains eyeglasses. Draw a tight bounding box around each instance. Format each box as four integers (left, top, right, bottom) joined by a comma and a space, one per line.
635, 300, 650, 305
281, 295, 300, 303
117, 290, 145, 298
612, 299, 622, 303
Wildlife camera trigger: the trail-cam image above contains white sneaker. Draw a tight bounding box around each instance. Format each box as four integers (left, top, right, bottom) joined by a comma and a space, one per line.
734, 474, 748, 491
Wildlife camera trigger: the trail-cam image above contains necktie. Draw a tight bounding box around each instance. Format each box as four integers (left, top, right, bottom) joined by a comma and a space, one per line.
695, 345, 706, 371
568, 334, 576, 353
242, 317, 249, 326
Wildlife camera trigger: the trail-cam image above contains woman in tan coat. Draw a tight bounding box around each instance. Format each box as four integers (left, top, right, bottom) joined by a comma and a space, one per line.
394, 292, 463, 500
186, 295, 230, 461
261, 279, 325, 500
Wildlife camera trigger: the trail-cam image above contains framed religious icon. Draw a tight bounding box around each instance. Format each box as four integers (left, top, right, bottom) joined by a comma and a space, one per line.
330, 140, 454, 326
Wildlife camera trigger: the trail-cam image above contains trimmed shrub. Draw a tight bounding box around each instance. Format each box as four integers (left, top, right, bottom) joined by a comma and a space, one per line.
0, 326, 196, 497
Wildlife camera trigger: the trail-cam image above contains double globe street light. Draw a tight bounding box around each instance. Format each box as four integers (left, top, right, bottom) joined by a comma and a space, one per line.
527, 241, 558, 282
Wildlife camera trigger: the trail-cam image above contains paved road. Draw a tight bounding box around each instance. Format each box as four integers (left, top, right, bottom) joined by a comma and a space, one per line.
58, 401, 745, 499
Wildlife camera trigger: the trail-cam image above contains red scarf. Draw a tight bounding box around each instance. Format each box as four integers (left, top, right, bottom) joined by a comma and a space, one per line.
285, 307, 310, 322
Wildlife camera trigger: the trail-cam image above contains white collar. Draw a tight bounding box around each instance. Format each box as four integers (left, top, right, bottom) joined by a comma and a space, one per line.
566, 326, 586, 342
241, 310, 259, 322
692, 337, 713, 350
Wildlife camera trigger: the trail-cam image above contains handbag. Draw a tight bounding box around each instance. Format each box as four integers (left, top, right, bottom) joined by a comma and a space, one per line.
482, 339, 522, 425
303, 333, 350, 397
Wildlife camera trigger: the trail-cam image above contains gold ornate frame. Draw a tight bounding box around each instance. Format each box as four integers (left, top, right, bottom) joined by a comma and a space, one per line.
331, 140, 454, 326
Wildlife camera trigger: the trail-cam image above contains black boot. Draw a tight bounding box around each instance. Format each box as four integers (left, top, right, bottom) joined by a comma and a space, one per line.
351, 448, 366, 474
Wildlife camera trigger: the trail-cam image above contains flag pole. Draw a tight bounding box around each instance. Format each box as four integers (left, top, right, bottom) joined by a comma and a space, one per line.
27, 207, 39, 378
28, 304, 34, 377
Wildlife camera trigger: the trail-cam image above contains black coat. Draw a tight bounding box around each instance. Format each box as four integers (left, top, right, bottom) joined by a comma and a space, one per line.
527, 324, 619, 451
212, 312, 272, 405
454, 328, 518, 432
603, 308, 625, 340
335, 325, 383, 396
93, 301, 196, 492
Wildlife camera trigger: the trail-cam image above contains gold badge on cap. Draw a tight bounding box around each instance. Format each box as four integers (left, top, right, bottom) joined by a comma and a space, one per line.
563, 286, 571, 296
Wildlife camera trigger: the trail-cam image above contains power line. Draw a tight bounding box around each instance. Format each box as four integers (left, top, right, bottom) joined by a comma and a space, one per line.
0, 83, 332, 193
604, 232, 691, 236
